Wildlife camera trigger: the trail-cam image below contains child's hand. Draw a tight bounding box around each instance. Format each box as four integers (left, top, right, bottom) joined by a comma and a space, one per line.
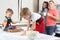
21, 31, 26, 36
2, 20, 7, 28
29, 28, 35, 31
12, 21, 20, 24
2, 26, 5, 30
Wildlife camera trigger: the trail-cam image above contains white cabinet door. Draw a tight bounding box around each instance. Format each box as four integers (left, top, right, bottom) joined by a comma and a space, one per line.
0, 0, 18, 24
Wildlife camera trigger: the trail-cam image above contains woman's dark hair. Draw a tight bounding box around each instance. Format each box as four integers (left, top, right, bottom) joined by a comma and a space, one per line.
42, 1, 48, 12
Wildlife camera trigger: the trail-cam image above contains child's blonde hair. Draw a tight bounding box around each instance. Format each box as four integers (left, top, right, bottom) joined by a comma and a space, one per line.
6, 8, 13, 14
20, 7, 31, 17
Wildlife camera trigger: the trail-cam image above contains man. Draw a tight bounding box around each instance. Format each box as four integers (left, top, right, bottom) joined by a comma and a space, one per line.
45, 1, 59, 35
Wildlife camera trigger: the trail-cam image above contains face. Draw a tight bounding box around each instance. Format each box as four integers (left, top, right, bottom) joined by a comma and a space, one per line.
23, 9, 31, 20
48, 2, 54, 9
23, 15, 30, 20
42, 3, 47, 8
6, 11, 13, 18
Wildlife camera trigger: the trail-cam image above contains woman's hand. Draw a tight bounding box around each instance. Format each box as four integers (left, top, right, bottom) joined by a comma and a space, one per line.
47, 13, 59, 21
47, 13, 52, 16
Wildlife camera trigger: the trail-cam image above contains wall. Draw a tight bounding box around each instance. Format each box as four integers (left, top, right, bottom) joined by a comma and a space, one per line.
53, 0, 60, 4
22, 0, 33, 12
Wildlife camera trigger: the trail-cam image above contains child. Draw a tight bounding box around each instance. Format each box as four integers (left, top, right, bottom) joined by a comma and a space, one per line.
2, 8, 23, 32
20, 7, 45, 33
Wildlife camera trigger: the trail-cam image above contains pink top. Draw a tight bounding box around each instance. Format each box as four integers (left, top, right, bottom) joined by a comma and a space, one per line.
46, 9, 59, 26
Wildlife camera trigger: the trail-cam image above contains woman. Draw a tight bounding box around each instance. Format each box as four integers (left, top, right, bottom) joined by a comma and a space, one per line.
40, 1, 48, 33
41, 1, 48, 26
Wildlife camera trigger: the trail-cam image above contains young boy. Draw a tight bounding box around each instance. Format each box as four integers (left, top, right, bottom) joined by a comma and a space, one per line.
2, 8, 23, 32
20, 7, 45, 33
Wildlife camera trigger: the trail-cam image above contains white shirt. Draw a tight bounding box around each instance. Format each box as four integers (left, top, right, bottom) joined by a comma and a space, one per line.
30, 12, 41, 22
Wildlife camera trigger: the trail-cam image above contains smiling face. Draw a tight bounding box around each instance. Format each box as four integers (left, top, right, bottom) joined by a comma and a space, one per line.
42, 1, 48, 9
6, 8, 13, 18
6, 11, 13, 18
43, 3, 47, 8
48, 1, 55, 9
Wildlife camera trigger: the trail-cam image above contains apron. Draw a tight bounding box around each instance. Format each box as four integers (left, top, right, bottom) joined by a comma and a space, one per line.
35, 17, 45, 33
3, 16, 16, 31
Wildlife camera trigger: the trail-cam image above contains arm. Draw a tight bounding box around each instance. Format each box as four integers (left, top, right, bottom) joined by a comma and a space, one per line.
12, 22, 17, 24
12, 21, 20, 24
2, 20, 7, 28
31, 21, 36, 30
27, 20, 30, 31
47, 12, 59, 21
11, 18, 20, 24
